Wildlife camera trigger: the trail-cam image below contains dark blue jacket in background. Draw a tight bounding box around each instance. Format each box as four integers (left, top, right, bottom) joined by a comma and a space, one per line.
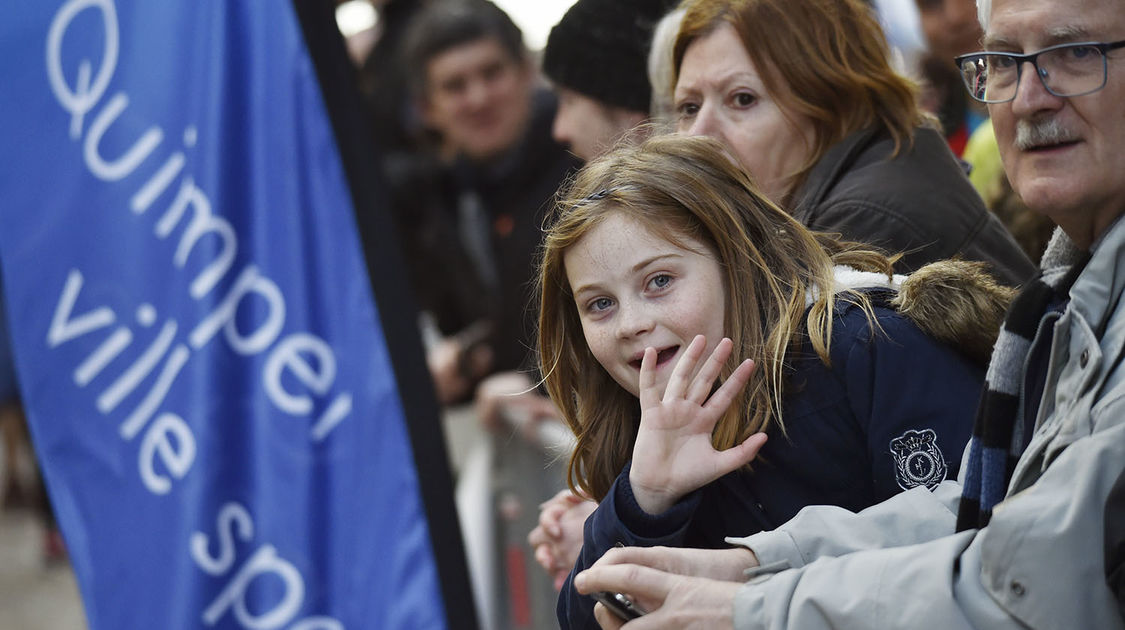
559, 293, 984, 628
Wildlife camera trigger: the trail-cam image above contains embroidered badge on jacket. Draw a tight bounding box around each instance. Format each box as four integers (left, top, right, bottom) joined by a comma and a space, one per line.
890, 428, 947, 490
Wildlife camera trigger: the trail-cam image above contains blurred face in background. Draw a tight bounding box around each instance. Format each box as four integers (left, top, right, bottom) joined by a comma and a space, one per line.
552, 87, 648, 162
915, 0, 983, 61
422, 37, 533, 162
674, 23, 814, 204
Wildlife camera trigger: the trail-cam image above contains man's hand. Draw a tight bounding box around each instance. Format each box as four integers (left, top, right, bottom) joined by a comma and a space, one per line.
528, 489, 597, 590
629, 335, 767, 514
590, 545, 759, 583
575, 560, 744, 629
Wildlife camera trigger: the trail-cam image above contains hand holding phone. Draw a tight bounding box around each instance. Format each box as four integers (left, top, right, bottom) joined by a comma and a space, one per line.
591, 591, 646, 621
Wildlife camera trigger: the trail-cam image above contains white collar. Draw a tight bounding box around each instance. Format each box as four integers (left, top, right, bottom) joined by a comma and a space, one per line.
805, 265, 905, 308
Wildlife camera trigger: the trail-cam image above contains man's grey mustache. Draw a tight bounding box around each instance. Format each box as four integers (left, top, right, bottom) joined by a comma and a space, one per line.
1015, 118, 1078, 150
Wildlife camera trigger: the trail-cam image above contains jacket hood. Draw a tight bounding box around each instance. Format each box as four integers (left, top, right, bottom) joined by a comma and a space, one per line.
891, 259, 1016, 368
811, 262, 1015, 368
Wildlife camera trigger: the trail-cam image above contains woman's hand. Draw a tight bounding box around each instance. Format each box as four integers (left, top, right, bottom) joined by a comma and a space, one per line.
628, 335, 766, 514
527, 489, 597, 590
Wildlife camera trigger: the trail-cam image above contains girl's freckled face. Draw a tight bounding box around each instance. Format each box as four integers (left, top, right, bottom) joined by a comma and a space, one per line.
564, 212, 727, 397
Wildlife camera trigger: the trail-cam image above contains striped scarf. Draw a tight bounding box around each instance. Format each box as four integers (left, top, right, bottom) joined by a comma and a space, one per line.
956, 230, 1089, 532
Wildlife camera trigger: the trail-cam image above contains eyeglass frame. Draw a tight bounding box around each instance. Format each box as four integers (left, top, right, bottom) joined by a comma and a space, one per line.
954, 39, 1125, 104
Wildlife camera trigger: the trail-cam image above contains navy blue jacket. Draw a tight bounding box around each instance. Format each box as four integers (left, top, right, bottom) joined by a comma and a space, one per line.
559, 293, 983, 628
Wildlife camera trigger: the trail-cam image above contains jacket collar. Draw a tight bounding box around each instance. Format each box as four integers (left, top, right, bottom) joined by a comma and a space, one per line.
789, 125, 954, 224
805, 265, 905, 308
1065, 215, 1125, 337
790, 126, 883, 223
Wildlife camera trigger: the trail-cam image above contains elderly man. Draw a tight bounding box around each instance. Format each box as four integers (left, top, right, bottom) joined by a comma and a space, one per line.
573, 0, 1125, 627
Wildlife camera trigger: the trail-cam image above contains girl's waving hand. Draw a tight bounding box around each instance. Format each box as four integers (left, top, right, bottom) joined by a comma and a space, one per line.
630, 335, 766, 514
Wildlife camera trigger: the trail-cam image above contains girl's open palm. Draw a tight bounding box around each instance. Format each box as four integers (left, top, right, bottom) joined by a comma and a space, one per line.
629, 335, 766, 514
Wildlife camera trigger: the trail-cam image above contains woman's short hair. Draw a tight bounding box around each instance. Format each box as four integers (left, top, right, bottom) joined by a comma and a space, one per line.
673, 0, 924, 171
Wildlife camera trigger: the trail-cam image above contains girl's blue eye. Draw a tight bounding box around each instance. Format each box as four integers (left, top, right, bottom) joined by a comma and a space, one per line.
649, 274, 672, 290
590, 297, 613, 312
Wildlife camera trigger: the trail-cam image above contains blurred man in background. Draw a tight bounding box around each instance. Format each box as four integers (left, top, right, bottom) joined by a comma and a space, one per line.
397, 0, 579, 405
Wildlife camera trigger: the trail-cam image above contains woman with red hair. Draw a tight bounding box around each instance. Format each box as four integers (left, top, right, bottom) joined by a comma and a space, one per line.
671, 0, 1034, 285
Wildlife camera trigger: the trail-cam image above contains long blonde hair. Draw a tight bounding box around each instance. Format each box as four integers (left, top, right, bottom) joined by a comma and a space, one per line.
537, 134, 895, 500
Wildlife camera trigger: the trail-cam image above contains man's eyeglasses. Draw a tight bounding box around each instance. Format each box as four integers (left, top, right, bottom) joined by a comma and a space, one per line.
955, 40, 1125, 103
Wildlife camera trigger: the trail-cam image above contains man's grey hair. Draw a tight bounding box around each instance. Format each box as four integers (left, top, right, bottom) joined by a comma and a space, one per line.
977, 0, 991, 31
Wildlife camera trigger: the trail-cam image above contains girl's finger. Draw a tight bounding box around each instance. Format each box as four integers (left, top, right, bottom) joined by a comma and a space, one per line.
662, 335, 706, 402
543, 520, 562, 540
528, 525, 549, 548
535, 544, 555, 570
712, 432, 768, 478
685, 337, 734, 404
703, 358, 755, 414
539, 488, 577, 510
541, 503, 568, 533
637, 347, 659, 409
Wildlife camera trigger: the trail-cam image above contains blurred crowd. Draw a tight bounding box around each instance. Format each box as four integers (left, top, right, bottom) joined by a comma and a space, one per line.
335, 0, 1125, 628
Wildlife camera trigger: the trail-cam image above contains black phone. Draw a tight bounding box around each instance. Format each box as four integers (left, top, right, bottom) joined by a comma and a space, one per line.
591, 591, 646, 621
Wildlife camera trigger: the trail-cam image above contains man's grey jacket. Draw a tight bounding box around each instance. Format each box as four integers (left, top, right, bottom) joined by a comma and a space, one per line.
729, 218, 1125, 629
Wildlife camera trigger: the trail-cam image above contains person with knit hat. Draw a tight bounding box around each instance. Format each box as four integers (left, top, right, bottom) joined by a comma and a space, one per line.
542, 0, 677, 160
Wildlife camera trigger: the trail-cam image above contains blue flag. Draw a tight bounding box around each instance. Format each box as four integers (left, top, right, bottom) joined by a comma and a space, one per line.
0, 2, 464, 628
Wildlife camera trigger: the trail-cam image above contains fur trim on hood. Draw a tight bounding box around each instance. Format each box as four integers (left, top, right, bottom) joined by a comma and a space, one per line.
813, 261, 1016, 368
891, 260, 1016, 367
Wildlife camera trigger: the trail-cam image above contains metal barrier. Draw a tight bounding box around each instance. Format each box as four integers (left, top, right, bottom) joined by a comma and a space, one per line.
448, 405, 575, 630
